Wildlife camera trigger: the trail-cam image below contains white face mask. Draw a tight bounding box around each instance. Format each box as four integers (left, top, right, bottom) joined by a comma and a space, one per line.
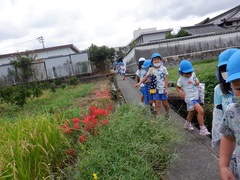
153, 63, 161, 67
221, 72, 228, 80
234, 96, 240, 105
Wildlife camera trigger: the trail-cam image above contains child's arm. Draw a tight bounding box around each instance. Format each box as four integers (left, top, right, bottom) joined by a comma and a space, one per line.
176, 86, 185, 100
135, 74, 148, 87
219, 135, 236, 179
195, 79, 200, 86
135, 75, 139, 84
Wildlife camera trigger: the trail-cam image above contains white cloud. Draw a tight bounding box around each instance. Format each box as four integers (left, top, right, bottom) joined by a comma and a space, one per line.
0, 0, 239, 54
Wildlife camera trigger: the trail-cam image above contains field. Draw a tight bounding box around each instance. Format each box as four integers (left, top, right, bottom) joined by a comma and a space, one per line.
0, 78, 182, 179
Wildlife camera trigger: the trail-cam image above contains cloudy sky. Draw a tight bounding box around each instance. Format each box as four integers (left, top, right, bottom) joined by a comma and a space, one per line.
0, 0, 239, 54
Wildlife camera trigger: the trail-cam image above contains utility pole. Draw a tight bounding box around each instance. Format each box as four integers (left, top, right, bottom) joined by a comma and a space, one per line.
37, 36, 45, 49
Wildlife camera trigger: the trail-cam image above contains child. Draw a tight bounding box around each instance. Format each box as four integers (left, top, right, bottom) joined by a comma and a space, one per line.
176, 60, 210, 136
135, 53, 170, 117
135, 57, 146, 106
120, 64, 126, 80
219, 50, 240, 180
141, 59, 152, 106
212, 48, 238, 147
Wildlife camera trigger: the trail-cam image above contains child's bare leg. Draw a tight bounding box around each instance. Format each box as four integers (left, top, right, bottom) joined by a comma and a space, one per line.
162, 100, 170, 113
194, 103, 204, 126
140, 95, 144, 103
187, 110, 195, 122
155, 100, 161, 115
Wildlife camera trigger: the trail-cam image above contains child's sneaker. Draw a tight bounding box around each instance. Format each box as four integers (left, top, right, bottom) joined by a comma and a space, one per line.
184, 121, 194, 131
199, 127, 211, 136
165, 113, 171, 120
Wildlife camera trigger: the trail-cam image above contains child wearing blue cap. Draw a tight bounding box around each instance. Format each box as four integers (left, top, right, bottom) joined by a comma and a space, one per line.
212, 48, 239, 147
135, 57, 146, 106
219, 50, 240, 180
176, 60, 210, 136
135, 53, 170, 118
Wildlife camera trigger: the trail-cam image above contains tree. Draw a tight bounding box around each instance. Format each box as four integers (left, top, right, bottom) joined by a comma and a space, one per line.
88, 44, 115, 73
10, 53, 37, 84
166, 29, 191, 39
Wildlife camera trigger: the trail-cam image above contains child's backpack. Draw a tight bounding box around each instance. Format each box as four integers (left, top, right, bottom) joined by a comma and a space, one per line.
149, 68, 157, 94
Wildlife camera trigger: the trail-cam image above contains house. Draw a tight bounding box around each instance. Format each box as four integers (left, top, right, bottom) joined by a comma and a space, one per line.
124, 27, 173, 52
181, 5, 240, 35
0, 44, 92, 85
123, 4, 240, 74
0, 44, 81, 65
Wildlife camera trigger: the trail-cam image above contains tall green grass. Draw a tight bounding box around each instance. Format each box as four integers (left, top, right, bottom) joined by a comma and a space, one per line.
74, 105, 183, 180
0, 115, 71, 179
0, 80, 182, 179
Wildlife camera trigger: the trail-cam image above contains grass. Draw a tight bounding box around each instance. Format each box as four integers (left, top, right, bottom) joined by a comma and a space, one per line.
0, 78, 182, 179
167, 58, 218, 82
75, 105, 183, 179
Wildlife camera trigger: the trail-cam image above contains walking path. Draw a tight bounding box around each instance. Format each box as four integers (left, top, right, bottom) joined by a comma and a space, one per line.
115, 73, 220, 180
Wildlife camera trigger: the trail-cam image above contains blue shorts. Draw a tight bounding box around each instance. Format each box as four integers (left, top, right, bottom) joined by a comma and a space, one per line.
140, 86, 150, 105
150, 89, 168, 101
186, 99, 199, 111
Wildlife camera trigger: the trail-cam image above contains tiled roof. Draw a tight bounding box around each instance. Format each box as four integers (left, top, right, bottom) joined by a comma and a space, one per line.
181, 24, 228, 35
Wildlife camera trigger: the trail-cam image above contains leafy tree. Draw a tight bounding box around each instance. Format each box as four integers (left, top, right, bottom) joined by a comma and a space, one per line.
116, 47, 125, 60
176, 29, 191, 37
88, 44, 115, 73
166, 29, 191, 39
10, 53, 37, 84
107, 47, 116, 65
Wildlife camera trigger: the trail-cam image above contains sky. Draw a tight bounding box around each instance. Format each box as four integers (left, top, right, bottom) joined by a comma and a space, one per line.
0, 0, 239, 54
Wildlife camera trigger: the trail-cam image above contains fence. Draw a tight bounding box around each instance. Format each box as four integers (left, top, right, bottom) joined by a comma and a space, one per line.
0, 53, 92, 86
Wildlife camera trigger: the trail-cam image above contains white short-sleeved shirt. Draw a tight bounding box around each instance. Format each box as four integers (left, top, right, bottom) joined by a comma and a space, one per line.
212, 84, 233, 147
214, 84, 233, 113
146, 66, 168, 94
135, 69, 148, 87
220, 103, 240, 175
177, 72, 198, 102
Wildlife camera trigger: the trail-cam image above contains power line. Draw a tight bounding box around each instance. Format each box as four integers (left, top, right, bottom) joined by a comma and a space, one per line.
0, 37, 41, 51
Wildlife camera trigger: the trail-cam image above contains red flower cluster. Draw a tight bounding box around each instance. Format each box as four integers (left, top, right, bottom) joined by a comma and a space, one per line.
62, 105, 111, 149
64, 88, 113, 155
94, 90, 111, 99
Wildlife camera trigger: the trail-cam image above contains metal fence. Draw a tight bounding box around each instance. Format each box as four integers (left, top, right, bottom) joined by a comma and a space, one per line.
0, 53, 92, 86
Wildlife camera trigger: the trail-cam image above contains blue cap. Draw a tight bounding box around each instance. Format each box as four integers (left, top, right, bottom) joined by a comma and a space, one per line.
226, 50, 240, 82
218, 48, 239, 67
142, 59, 151, 68
151, 53, 162, 60
179, 60, 194, 73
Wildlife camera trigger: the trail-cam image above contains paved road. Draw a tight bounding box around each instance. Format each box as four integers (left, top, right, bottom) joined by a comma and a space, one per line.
115, 74, 220, 180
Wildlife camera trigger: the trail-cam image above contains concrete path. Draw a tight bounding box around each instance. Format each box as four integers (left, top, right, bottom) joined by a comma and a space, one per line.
115, 74, 220, 180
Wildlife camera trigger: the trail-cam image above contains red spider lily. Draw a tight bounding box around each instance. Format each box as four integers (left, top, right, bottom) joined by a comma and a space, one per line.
66, 149, 75, 155
73, 123, 80, 130
61, 124, 71, 134
94, 90, 111, 99
89, 106, 108, 117
83, 116, 98, 132
72, 117, 81, 123
100, 119, 109, 126
107, 105, 113, 112
79, 134, 87, 143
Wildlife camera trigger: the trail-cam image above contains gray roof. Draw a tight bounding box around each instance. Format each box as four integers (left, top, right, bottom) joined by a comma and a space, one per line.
0, 44, 80, 58
181, 24, 228, 35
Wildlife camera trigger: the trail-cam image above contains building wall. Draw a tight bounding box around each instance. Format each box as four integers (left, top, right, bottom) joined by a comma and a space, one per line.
143, 33, 166, 43
124, 31, 240, 74
0, 47, 78, 65
0, 52, 92, 85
